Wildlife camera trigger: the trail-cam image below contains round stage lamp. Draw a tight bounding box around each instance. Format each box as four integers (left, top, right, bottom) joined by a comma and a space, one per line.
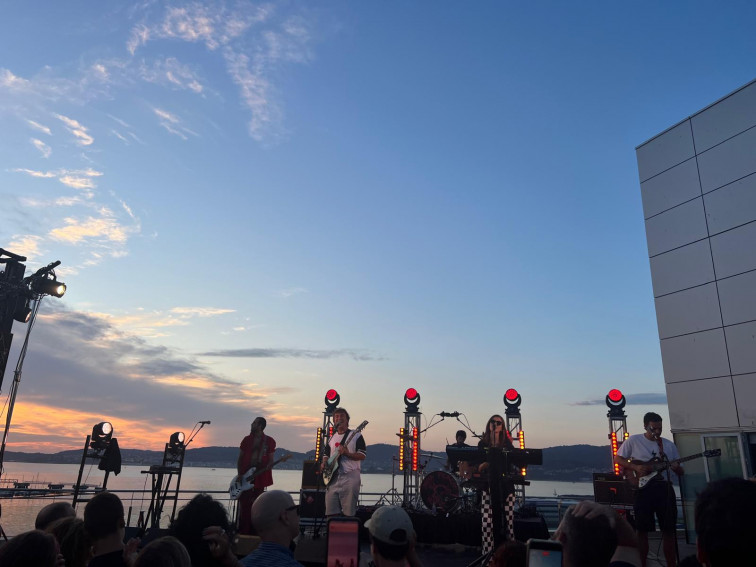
503, 388, 521, 408
90, 421, 113, 449
606, 388, 626, 416
404, 388, 420, 412
324, 389, 340, 411
169, 431, 185, 447
31, 277, 67, 298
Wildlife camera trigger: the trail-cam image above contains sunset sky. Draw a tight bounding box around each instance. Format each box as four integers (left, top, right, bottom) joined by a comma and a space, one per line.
2, 2, 756, 455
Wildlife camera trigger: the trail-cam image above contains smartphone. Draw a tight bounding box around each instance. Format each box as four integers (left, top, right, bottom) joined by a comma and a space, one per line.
326, 517, 360, 567
526, 538, 563, 567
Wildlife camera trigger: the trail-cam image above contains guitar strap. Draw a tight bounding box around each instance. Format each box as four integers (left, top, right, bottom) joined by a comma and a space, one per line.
655, 437, 665, 458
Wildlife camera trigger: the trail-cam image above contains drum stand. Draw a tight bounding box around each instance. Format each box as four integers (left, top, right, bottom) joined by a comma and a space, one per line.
376, 456, 403, 506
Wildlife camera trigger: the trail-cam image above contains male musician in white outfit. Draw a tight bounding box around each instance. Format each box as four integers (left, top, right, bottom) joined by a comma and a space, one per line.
615, 412, 683, 567
321, 407, 366, 516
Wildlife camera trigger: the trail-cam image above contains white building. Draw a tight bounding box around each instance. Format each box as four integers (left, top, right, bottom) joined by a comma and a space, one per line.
636, 79, 756, 534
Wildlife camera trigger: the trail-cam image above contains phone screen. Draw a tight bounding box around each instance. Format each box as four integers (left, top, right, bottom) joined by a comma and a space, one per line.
527, 539, 562, 567
326, 518, 360, 567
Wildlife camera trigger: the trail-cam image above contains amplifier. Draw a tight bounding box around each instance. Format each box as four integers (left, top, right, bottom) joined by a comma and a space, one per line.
593, 472, 636, 506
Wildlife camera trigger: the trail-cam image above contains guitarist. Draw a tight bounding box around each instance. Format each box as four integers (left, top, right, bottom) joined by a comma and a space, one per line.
237, 416, 276, 535
321, 407, 366, 517
614, 412, 684, 567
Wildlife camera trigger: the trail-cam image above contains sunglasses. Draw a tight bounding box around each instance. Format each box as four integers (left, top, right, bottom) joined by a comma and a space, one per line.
286, 504, 300, 515
490, 420, 503, 426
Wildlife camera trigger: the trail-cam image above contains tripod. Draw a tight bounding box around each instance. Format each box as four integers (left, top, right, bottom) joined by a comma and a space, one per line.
376, 456, 402, 506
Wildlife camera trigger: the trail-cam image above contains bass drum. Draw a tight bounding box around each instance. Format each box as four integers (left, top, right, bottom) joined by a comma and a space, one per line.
420, 470, 461, 513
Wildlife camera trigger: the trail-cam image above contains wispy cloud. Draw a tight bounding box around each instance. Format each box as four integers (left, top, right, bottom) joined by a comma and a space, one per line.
55, 114, 94, 146
170, 307, 236, 317
30, 138, 52, 158
49, 211, 131, 245
152, 107, 198, 140
199, 348, 385, 361
573, 392, 668, 406
139, 56, 204, 93
27, 119, 52, 135
274, 287, 308, 298
13, 167, 103, 192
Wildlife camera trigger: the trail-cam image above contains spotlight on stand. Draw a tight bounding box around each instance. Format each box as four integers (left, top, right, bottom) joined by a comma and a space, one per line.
324, 389, 340, 412
403, 388, 420, 413
30, 276, 66, 298
90, 422, 113, 450
606, 388, 626, 418
503, 388, 522, 415
164, 431, 186, 465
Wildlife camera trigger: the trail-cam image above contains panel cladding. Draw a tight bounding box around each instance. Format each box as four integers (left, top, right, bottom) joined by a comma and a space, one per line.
704, 173, 756, 235
660, 328, 730, 383
649, 240, 714, 297
717, 270, 756, 326
724, 322, 756, 375
732, 374, 756, 428
666, 377, 739, 430
654, 282, 722, 339
696, 126, 756, 192
641, 158, 701, 219
709, 221, 756, 279
637, 120, 695, 182
691, 82, 756, 153
645, 198, 708, 257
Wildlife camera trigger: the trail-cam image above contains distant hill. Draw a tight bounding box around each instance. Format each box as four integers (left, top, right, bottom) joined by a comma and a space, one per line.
4, 443, 614, 482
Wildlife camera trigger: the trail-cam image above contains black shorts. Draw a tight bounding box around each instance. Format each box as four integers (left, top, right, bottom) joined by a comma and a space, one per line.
633, 480, 677, 532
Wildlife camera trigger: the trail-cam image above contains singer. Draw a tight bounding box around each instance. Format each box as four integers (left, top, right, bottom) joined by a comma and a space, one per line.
614, 412, 684, 567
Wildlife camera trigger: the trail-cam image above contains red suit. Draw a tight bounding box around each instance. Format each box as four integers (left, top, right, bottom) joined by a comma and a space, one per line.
237, 432, 276, 534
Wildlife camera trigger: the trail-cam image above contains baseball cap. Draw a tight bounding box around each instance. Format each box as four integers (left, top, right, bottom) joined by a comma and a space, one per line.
364, 506, 414, 545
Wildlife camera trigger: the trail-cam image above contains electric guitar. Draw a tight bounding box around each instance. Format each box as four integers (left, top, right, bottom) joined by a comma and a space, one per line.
625, 449, 721, 489
321, 420, 368, 486
229, 453, 292, 499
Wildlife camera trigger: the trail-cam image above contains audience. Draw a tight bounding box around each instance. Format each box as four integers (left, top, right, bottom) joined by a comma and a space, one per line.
238, 490, 302, 566
364, 505, 422, 567
694, 477, 756, 566
491, 540, 526, 567
554, 500, 639, 567
134, 536, 192, 567
35, 502, 76, 531
84, 491, 139, 567
0, 529, 63, 567
46, 517, 92, 567
170, 494, 234, 567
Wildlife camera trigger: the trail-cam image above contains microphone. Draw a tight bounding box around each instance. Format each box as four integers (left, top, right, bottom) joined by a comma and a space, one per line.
200, 421, 211, 425
439, 411, 460, 418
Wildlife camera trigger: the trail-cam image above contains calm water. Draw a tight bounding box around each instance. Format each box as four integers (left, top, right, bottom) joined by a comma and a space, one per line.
0, 462, 593, 536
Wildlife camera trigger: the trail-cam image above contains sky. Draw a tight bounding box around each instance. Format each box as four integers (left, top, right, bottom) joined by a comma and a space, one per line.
1, 1, 756, 456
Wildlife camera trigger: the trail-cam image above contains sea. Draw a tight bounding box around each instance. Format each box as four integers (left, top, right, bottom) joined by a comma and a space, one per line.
0, 462, 594, 536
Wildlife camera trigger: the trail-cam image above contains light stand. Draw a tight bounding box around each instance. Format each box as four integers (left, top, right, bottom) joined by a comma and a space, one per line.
72, 422, 120, 510
400, 388, 422, 508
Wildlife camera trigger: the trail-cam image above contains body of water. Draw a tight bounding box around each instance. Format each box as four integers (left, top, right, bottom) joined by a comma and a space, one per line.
0, 462, 594, 536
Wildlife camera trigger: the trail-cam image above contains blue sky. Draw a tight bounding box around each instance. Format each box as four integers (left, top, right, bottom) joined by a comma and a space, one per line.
1, 1, 755, 454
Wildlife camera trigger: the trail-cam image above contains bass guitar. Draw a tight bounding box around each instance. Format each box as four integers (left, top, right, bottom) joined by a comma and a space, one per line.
625, 449, 721, 489
229, 453, 292, 499
321, 420, 368, 486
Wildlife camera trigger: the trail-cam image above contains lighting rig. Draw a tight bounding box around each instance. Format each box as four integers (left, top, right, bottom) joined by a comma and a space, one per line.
503, 388, 528, 503
399, 388, 421, 506
72, 421, 121, 510
0, 249, 66, 474
605, 389, 629, 474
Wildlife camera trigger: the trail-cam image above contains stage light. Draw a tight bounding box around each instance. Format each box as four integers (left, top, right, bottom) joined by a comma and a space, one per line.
605, 389, 626, 417
315, 428, 323, 462
504, 388, 521, 416
324, 389, 340, 411
169, 431, 185, 448
90, 422, 113, 450
403, 388, 420, 412
30, 276, 66, 298
398, 428, 405, 471
411, 427, 419, 472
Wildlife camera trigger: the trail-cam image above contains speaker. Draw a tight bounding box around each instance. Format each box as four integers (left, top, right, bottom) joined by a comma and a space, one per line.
301, 460, 324, 490
300, 490, 326, 518
593, 472, 636, 506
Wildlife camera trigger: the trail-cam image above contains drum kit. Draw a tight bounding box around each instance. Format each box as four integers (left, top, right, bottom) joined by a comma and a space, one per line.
417, 457, 481, 515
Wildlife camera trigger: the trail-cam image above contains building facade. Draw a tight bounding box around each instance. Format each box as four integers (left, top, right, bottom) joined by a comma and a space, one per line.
636, 79, 756, 535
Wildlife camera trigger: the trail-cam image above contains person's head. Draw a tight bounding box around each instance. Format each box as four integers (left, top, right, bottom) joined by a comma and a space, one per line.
333, 408, 350, 429
365, 506, 414, 563
557, 505, 617, 567
643, 412, 663, 429
482, 414, 509, 446
35, 501, 76, 530
46, 517, 92, 567
169, 494, 232, 567
491, 539, 526, 567
251, 490, 300, 543
84, 491, 125, 541
695, 477, 756, 566
455, 430, 467, 444
0, 529, 59, 567
250, 417, 267, 434
134, 536, 191, 567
